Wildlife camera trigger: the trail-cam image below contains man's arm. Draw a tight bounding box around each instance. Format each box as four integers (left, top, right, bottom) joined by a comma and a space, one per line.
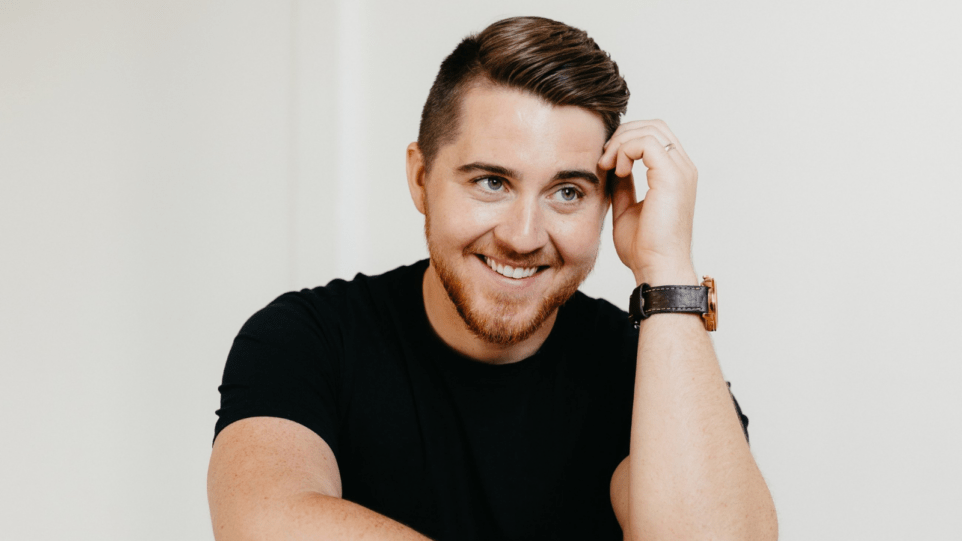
613, 309, 778, 541
208, 417, 431, 541
601, 120, 777, 541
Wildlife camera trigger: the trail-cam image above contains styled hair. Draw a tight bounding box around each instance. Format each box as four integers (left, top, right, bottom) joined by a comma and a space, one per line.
417, 16, 630, 174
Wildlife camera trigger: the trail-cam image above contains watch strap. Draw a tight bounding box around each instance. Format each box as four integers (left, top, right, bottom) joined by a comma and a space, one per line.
644, 285, 709, 316
629, 284, 709, 322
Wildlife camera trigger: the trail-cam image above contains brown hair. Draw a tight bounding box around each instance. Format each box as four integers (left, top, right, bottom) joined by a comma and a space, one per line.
417, 16, 630, 175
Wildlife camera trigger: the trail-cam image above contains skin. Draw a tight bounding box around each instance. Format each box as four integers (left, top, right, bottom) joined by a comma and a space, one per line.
598, 118, 779, 540
408, 83, 610, 364
207, 85, 778, 540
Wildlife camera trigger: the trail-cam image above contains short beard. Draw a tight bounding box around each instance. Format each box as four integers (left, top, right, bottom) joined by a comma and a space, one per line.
426, 214, 593, 346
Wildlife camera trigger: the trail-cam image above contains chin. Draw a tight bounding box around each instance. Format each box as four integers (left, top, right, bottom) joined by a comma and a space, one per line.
432, 254, 585, 346
462, 292, 553, 346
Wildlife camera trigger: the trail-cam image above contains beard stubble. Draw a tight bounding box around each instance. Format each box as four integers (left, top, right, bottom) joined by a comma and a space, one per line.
425, 208, 594, 346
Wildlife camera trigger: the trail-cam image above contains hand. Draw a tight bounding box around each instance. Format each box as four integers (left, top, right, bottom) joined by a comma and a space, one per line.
598, 120, 699, 286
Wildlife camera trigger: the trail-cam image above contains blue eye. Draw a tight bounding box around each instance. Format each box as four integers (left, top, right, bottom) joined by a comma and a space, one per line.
557, 186, 581, 201
479, 177, 504, 191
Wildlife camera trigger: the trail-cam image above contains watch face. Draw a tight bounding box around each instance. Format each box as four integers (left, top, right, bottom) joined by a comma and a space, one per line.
702, 276, 717, 331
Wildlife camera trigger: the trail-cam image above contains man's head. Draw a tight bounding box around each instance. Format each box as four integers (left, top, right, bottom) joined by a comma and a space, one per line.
407, 17, 630, 349
417, 16, 629, 178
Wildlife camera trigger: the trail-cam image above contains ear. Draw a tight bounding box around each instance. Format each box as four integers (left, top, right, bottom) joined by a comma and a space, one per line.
406, 142, 427, 215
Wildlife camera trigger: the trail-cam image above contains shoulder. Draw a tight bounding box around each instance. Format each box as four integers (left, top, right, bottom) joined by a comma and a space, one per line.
226, 260, 428, 381
243, 260, 428, 336
216, 261, 429, 443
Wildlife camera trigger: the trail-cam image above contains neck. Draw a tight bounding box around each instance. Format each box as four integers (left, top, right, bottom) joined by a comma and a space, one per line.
421, 262, 557, 365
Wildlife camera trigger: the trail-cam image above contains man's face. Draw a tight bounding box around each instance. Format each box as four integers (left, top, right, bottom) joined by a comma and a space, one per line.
418, 84, 610, 345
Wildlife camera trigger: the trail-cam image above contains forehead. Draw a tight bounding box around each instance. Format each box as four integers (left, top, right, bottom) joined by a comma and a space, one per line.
445, 85, 608, 173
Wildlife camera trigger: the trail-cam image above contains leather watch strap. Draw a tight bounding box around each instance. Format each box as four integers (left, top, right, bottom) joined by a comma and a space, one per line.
629, 284, 709, 322
643, 285, 709, 315
629, 276, 718, 331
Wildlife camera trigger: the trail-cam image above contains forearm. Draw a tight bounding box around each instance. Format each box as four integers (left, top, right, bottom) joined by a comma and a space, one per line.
627, 290, 777, 540
600, 118, 776, 540
212, 491, 432, 541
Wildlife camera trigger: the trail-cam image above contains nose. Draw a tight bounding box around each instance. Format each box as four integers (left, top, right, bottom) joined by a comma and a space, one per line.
494, 196, 549, 254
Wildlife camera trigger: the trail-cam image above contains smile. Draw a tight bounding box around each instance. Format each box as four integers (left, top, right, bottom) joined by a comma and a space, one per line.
482, 255, 541, 279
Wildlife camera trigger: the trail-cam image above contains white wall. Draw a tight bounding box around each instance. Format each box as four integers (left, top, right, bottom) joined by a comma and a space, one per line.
1, 1, 959, 540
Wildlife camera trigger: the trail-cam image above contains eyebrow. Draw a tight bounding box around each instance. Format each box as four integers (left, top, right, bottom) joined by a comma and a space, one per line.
456, 162, 600, 185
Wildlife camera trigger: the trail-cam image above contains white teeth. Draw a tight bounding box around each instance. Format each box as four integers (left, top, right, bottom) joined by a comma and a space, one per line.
484, 256, 538, 279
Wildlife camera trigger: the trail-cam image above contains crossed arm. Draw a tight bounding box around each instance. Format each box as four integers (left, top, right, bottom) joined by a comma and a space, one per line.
208, 416, 432, 541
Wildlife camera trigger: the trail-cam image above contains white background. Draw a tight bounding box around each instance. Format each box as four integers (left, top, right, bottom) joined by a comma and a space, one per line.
2, 1, 960, 539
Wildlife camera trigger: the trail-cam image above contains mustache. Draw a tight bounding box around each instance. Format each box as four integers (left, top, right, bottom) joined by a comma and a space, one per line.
465, 242, 561, 268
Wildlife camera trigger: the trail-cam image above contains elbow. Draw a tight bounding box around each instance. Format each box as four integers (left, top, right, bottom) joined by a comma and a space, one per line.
715, 500, 779, 541
211, 491, 340, 541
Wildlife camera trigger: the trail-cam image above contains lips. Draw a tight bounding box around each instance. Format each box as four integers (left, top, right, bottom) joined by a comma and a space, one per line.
482, 255, 541, 279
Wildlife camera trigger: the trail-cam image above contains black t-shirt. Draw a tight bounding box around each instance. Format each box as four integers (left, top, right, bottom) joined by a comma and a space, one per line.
214, 260, 747, 540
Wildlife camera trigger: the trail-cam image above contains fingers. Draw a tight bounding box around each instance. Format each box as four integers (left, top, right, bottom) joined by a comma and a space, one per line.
600, 120, 691, 169
601, 132, 680, 180
598, 120, 697, 196
610, 172, 637, 223
608, 119, 680, 148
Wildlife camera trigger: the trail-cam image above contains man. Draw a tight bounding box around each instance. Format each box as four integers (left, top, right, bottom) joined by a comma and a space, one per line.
208, 16, 777, 541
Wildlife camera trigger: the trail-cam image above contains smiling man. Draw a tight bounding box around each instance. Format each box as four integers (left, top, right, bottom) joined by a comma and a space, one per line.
208, 16, 777, 541
415, 85, 609, 362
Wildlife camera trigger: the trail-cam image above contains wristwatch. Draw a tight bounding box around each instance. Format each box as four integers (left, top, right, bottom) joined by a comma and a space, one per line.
628, 276, 718, 331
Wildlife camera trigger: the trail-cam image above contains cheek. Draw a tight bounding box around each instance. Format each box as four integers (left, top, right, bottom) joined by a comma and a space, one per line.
428, 189, 498, 243
551, 212, 605, 263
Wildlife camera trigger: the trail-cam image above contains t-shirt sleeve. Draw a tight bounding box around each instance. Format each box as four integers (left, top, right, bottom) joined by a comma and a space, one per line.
214, 291, 344, 459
